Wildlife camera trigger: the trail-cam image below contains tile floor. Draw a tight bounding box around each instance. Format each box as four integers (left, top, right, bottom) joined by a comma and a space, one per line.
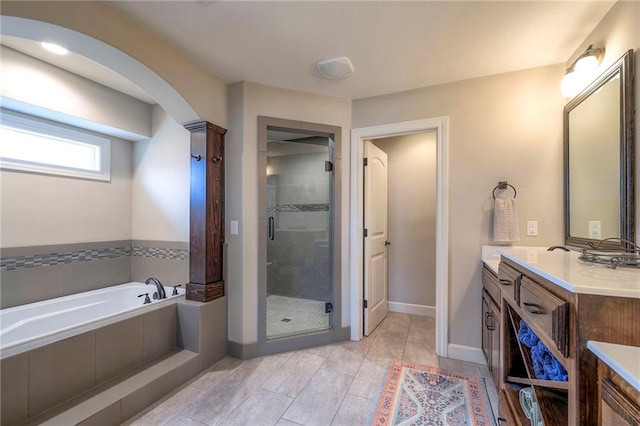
125, 313, 498, 426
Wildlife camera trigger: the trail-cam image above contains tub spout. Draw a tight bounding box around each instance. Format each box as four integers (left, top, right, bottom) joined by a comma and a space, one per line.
145, 277, 167, 300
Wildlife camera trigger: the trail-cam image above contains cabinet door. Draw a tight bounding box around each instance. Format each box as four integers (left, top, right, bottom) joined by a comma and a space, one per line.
601, 378, 640, 425
490, 300, 501, 386
482, 291, 491, 363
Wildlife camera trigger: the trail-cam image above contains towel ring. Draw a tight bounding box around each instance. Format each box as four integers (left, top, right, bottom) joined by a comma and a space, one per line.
492, 182, 517, 199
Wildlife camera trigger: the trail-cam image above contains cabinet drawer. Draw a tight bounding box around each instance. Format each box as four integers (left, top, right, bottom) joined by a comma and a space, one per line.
498, 261, 520, 304
520, 276, 570, 357
482, 266, 501, 306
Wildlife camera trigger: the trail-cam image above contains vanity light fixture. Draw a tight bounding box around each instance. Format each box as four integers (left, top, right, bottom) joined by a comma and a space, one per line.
561, 44, 605, 98
41, 42, 69, 56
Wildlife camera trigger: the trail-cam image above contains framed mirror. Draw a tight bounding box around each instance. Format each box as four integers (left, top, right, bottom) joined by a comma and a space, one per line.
564, 50, 635, 250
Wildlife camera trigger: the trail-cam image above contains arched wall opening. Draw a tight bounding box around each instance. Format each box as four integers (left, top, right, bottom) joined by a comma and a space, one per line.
0, 15, 199, 125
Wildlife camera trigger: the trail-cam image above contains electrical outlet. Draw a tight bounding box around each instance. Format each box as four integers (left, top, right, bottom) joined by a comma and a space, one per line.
589, 221, 602, 239
527, 221, 538, 236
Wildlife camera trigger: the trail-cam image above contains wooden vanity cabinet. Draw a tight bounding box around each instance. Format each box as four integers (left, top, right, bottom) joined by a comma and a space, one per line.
598, 360, 640, 426
496, 256, 640, 425
481, 266, 502, 387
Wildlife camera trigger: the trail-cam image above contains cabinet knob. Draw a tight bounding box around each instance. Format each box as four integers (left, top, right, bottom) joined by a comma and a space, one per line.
523, 302, 543, 314
499, 279, 513, 286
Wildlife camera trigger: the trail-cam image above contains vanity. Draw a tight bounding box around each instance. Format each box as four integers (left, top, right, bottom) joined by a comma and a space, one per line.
482, 247, 640, 424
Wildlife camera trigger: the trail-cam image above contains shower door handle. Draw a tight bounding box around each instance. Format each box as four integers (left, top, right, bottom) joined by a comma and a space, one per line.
268, 216, 275, 240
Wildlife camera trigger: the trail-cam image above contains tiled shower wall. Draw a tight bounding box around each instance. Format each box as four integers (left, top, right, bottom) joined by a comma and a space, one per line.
0, 240, 189, 309
266, 151, 331, 301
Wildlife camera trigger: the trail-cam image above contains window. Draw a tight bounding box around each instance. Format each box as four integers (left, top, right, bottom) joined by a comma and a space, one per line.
0, 110, 111, 181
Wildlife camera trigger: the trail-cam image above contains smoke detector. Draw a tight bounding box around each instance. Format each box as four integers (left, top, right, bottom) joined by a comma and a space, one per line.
317, 57, 354, 80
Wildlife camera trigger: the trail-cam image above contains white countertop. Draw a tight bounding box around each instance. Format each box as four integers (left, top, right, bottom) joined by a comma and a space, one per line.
481, 245, 640, 299
588, 341, 640, 393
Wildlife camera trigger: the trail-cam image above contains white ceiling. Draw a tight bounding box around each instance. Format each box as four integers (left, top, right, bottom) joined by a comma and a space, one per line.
2, 1, 616, 103
104, 0, 615, 100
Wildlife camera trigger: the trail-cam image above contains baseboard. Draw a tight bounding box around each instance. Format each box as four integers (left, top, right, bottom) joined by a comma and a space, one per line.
227, 340, 258, 359
388, 301, 435, 317
447, 343, 487, 365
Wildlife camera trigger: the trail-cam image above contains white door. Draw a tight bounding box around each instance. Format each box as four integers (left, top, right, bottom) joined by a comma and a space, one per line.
364, 141, 389, 336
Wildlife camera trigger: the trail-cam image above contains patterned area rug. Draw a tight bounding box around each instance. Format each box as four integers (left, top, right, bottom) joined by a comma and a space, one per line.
371, 360, 495, 425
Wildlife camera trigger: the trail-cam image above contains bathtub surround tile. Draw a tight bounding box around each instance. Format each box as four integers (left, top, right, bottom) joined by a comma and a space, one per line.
143, 305, 178, 362
1, 353, 29, 425
177, 297, 228, 370
62, 256, 131, 295
0, 246, 132, 272
120, 353, 200, 422
28, 331, 97, 417
129, 384, 206, 426
0, 264, 64, 308
131, 256, 189, 287
77, 401, 121, 426
281, 368, 354, 426
221, 389, 294, 426
96, 316, 144, 384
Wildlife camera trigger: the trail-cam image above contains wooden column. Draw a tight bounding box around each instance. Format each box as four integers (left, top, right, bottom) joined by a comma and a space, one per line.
184, 120, 227, 302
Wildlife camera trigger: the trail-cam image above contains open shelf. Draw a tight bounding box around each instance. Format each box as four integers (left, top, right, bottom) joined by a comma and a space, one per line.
503, 303, 569, 426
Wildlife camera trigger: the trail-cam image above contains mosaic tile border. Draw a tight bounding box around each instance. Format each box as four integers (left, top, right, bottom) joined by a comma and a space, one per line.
1, 247, 132, 272
267, 203, 329, 213
1, 245, 190, 272
132, 247, 190, 261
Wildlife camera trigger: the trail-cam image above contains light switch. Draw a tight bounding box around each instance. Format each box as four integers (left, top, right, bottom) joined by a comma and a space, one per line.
230, 220, 238, 235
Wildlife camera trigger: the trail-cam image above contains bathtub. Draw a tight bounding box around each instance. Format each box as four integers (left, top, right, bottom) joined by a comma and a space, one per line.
0, 282, 185, 359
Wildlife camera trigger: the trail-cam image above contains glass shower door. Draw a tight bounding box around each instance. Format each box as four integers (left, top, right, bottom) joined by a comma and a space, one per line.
266, 132, 333, 340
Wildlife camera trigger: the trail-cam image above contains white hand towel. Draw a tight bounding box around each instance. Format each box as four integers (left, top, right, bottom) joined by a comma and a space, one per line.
493, 198, 520, 242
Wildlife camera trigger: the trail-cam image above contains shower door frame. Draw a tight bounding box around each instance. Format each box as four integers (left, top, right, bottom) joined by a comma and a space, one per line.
257, 116, 343, 356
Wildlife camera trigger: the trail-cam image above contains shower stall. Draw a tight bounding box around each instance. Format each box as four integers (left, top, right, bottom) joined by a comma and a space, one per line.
258, 117, 342, 354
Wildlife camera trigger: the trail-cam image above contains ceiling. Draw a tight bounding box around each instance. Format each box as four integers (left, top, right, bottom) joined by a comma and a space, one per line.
3, 1, 616, 103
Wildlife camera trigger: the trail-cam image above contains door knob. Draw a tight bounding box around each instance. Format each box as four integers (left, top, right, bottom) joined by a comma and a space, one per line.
385, 241, 391, 246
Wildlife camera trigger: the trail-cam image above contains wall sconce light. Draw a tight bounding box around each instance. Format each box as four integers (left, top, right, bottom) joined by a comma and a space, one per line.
561, 44, 605, 98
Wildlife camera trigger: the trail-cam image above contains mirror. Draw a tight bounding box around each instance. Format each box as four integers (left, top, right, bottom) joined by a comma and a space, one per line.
564, 50, 635, 250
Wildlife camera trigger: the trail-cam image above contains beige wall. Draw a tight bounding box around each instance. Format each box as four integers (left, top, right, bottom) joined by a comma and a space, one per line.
565, 0, 640, 242
353, 65, 566, 349
373, 133, 436, 308
131, 105, 191, 242
0, 128, 133, 247
0, 45, 151, 140
226, 81, 351, 345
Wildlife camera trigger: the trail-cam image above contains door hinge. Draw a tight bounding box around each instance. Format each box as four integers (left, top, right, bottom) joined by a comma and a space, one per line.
363, 299, 368, 309
325, 302, 333, 313
363, 157, 368, 167
363, 228, 368, 238
324, 161, 333, 172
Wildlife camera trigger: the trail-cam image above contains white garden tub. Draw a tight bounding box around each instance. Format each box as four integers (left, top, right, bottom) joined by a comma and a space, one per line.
0, 282, 184, 359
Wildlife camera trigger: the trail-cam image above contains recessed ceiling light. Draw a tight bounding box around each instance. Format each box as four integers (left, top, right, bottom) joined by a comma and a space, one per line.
41, 42, 69, 55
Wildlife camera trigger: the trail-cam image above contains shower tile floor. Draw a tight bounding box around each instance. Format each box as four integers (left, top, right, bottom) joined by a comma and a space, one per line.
125, 313, 499, 426
267, 295, 330, 339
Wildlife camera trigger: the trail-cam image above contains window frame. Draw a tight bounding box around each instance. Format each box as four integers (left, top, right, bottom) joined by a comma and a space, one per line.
0, 109, 111, 182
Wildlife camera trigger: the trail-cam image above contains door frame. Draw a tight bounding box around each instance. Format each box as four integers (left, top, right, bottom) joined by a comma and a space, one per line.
350, 117, 449, 357
257, 116, 343, 356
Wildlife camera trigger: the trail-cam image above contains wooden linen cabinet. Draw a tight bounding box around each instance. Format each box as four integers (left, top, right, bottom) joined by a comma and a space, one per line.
184, 120, 227, 302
